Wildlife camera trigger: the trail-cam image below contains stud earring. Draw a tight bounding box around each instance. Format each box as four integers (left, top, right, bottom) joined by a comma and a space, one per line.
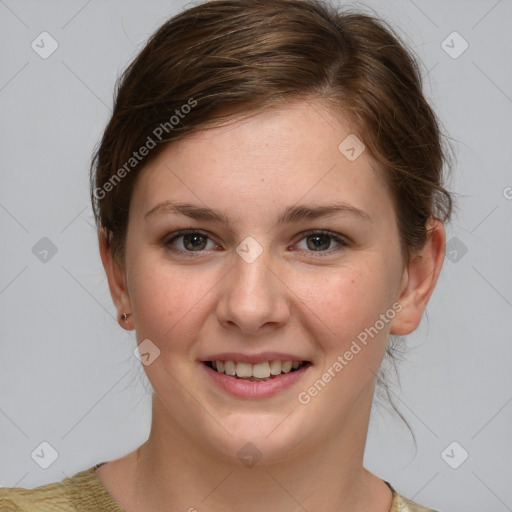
121, 312, 131, 321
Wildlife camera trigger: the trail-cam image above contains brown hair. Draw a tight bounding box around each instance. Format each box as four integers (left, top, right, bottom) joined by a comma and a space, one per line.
91, 0, 452, 263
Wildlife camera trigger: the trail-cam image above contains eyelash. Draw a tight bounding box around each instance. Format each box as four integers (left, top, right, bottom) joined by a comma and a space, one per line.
163, 229, 349, 257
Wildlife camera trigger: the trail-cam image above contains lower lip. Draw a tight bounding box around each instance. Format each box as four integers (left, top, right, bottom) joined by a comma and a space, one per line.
201, 363, 310, 399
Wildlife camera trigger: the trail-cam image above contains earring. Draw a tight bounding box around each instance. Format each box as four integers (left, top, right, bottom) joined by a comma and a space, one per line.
121, 312, 131, 321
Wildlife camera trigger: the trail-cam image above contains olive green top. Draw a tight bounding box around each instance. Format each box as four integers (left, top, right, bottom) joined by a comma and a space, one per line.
0, 463, 438, 511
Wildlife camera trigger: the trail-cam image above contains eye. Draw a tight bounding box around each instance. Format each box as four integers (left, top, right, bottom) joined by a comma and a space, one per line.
165, 230, 218, 252
295, 230, 348, 253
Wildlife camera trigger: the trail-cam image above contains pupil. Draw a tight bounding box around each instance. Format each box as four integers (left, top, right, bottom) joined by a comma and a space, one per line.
307, 234, 330, 251
184, 233, 206, 250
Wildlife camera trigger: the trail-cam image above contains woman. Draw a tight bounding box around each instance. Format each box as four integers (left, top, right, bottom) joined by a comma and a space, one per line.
0, 0, 451, 510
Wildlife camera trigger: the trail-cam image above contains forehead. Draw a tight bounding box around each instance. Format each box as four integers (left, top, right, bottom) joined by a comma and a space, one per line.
130, 100, 394, 225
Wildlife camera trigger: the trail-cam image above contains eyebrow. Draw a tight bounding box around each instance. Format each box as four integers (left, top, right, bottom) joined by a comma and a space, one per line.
144, 201, 371, 224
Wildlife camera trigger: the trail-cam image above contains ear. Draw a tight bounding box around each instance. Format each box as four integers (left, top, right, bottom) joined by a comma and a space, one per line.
99, 229, 134, 330
390, 219, 446, 335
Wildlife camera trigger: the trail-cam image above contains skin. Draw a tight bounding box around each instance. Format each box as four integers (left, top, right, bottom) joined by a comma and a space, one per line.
98, 99, 446, 512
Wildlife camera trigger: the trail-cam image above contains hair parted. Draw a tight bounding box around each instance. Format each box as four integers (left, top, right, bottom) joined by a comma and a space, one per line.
91, 0, 453, 263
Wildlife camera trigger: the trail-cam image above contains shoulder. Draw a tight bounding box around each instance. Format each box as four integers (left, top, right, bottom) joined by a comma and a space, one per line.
0, 476, 75, 512
0, 464, 123, 512
390, 485, 440, 512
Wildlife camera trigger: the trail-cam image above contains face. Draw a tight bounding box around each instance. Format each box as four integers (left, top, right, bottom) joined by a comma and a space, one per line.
106, 100, 433, 464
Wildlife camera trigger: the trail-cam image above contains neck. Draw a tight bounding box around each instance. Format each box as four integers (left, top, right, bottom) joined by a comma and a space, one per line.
126, 385, 391, 512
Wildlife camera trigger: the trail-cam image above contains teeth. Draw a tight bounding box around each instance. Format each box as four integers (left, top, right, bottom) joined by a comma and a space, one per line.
252, 362, 271, 379
224, 361, 236, 376
269, 360, 282, 376
235, 362, 252, 378
210, 360, 304, 378
281, 361, 293, 373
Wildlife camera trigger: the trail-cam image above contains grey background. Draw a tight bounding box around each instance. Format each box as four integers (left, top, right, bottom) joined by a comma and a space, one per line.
0, 1, 511, 511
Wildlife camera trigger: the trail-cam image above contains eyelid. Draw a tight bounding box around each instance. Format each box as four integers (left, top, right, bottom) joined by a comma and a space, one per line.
165, 228, 211, 242
295, 228, 349, 242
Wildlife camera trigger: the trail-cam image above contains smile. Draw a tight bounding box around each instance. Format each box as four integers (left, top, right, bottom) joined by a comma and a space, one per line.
204, 360, 309, 381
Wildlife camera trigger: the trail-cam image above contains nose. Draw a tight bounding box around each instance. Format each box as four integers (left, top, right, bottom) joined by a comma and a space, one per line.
215, 250, 290, 335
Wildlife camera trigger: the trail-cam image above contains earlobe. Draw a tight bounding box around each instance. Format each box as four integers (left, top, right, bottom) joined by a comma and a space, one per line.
390, 219, 446, 336
98, 229, 134, 331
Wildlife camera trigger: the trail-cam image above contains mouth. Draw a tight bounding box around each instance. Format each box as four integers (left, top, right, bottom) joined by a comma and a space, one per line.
203, 360, 311, 381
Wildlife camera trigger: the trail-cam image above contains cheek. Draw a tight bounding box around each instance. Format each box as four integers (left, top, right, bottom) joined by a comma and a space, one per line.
290, 262, 399, 359
292, 264, 399, 420
126, 253, 212, 350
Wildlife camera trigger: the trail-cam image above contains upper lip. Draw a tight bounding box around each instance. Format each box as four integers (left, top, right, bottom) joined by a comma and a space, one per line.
201, 352, 310, 364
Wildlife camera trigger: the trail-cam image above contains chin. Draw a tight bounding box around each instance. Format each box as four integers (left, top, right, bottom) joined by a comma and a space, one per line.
196, 410, 314, 467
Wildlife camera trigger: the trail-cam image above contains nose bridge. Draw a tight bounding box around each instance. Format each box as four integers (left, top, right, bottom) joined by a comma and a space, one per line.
234, 248, 272, 296
217, 242, 289, 333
